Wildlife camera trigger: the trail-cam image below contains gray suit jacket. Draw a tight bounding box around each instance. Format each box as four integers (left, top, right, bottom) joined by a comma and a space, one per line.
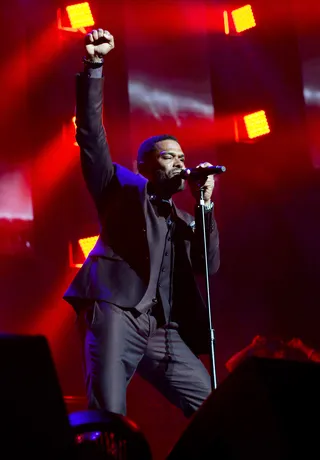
63, 74, 220, 354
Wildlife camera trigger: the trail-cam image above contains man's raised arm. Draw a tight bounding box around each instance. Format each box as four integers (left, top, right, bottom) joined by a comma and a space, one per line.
76, 28, 115, 205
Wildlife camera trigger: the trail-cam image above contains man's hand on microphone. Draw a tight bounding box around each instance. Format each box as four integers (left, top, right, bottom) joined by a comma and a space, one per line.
188, 162, 215, 205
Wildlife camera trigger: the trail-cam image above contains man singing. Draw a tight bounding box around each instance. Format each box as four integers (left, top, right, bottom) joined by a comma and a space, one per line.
63, 28, 220, 418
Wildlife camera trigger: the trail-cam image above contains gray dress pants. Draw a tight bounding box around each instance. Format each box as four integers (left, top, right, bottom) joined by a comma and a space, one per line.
80, 300, 211, 418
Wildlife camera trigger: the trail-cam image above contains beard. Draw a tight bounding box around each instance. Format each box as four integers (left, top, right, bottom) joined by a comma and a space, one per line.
153, 169, 185, 198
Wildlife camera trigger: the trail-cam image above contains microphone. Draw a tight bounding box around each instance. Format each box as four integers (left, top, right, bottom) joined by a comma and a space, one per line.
180, 165, 226, 179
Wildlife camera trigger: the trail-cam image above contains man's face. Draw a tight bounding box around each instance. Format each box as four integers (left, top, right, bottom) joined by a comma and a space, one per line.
153, 139, 186, 176
142, 139, 186, 195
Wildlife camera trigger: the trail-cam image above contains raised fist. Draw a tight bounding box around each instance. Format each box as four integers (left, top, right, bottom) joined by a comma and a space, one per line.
85, 28, 114, 59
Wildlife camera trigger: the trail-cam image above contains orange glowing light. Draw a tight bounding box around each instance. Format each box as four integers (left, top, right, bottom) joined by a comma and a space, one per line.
231, 4, 256, 33
66, 2, 94, 30
243, 110, 270, 139
223, 10, 230, 35
72, 116, 78, 146
78, 235, 99, 259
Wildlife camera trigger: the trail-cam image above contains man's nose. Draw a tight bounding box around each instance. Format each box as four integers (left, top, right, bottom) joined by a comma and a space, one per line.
174, 158, 184, 169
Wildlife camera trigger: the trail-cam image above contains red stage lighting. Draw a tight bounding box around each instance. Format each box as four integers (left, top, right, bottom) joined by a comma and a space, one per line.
69, 235, 98, 268
234, 110, 271, 142
78, 235, 98, 259
231, 4, 256, 33
223, 10, 230, 35
72, 116, 78, 146
244, 110, 270, 139
66, 2, 94, 29
224, 4, 256, 35
57, 2, 94, 33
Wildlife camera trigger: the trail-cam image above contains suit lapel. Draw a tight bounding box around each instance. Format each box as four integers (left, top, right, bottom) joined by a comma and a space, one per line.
173, 203, 193, 229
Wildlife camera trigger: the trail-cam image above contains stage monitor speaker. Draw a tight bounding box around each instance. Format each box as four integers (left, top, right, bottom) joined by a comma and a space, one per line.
0, 334, 76, 459
167, 356, 320, 460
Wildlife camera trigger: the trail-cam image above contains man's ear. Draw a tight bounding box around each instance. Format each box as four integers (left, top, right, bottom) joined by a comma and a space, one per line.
132, 159, 139, 174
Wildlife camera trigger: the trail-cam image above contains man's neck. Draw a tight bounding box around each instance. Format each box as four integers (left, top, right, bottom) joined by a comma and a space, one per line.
147, 182, 171, 200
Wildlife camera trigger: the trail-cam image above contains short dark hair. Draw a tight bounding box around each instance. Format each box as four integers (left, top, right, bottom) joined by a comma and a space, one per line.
137, 134, 179, 165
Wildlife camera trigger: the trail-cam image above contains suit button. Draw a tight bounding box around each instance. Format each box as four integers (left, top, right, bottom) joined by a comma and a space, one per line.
152, 298, 158, 303
142, 228, 146, 232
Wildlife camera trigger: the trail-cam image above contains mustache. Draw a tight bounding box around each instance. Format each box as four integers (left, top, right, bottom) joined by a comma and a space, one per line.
169, 168, 183, 178
157, 168, 183, 180
154, 169, 185, 196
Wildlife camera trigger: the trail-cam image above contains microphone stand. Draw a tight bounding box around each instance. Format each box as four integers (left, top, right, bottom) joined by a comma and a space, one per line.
199, 187, 217, 391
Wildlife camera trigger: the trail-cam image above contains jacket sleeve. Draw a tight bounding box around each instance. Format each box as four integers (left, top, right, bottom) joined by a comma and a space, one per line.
190, 206, 220, 275
75, 73, 114, 206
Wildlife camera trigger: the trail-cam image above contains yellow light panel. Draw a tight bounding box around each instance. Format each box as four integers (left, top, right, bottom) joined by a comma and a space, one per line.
66, 2, 94, 29
231, 4, 256, 33
243, 110, 270, 139
78, 235, 98, 258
